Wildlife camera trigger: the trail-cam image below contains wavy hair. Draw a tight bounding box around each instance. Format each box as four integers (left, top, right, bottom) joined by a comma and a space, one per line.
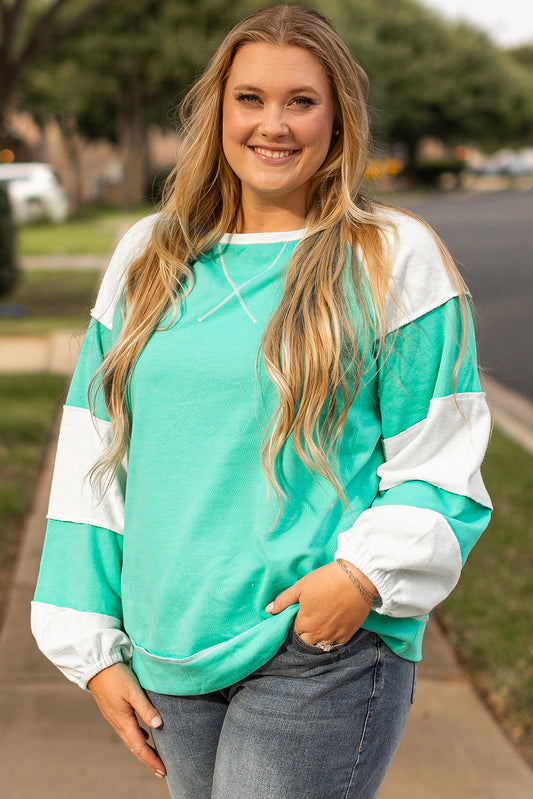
91, 4, 467, 505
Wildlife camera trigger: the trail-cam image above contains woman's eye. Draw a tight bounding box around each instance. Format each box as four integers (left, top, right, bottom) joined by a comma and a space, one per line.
236, 93, 261, 105
292, 96, 315, 108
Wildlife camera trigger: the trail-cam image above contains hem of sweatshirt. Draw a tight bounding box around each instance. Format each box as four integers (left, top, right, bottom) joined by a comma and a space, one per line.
130, 608, 424, 695
361, 613, 426, 663
132, 606, 298, 694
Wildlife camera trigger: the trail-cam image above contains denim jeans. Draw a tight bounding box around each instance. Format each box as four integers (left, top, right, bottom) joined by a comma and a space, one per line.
146, 627, 416, 799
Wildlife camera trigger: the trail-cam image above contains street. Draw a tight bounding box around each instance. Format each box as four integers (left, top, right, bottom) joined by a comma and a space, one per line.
399, 189, 533, 400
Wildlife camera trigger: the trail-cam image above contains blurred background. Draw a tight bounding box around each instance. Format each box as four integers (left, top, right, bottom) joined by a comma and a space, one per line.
1, 0, 532, 214
0, 0, 532, 794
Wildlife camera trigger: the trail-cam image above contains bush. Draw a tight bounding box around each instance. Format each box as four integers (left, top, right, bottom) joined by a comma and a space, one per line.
411, 159, 465, 186
0, 185, 19, 296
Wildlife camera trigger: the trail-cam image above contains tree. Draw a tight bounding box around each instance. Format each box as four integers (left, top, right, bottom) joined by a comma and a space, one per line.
19, 0, 265, 207
505, 44, 533, 143
0, 0, 120, 145
327, 0, 533, 164
507, 44, 533, 72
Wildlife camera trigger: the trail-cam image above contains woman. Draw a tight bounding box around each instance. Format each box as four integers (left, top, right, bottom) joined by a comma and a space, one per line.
32, 5, 492, 798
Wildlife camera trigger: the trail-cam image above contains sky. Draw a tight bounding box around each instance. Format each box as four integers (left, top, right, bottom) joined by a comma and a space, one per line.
419, 0, 533, 48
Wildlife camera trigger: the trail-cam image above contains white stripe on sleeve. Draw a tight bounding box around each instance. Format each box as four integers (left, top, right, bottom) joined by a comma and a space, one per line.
378, 392, 492, 508
47, 405, 126, 534
380, 210, 459, 334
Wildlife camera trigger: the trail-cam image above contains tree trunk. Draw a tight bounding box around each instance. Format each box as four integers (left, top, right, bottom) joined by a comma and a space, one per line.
55, 116, 84, 214
403, 138, 420, 183
0, 80, 16, 148
118, 85, 147, 210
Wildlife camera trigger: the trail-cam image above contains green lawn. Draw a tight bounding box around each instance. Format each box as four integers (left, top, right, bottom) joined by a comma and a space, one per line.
17, 204, 153, 256
439, 427, 533, 766
0, 374, 67, 624
0, 269, 101, 335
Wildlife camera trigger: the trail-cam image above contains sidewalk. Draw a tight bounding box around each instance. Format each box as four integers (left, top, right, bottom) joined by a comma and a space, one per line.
1, 335, 533, 797
0, 330, 84, 375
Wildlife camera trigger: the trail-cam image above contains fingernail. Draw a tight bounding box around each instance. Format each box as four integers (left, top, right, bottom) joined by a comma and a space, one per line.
265, 602, 274, 613
151, 714, 163, 728
155, 770, 165, 779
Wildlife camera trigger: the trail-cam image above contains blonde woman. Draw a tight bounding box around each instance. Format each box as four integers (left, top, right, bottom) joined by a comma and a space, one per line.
32, 5, 492, 798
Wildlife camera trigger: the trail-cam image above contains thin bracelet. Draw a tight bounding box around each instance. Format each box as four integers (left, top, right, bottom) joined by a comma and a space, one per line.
335, 558, 377, 607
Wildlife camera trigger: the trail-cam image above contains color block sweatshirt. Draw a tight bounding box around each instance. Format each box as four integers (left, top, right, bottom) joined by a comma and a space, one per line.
31, 210, 492, 694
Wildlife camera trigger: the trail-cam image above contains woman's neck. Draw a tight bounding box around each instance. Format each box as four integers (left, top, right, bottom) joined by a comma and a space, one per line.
235, 196, 307, 234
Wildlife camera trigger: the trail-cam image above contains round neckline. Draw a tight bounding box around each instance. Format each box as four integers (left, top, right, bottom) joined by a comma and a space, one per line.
219, 228, 306, 245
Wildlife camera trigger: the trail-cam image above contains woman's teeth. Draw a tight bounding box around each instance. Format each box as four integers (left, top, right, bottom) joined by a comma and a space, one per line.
253, 147, 294, 159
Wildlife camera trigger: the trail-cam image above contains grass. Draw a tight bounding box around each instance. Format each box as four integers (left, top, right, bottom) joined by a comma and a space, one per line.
0, 269, 101, 335
0, 374, 67, 625
439, 427, 533, 766
17, 204, 153, 256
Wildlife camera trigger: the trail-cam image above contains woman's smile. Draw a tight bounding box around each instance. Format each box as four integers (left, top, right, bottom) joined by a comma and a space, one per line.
249, 146, 299, 162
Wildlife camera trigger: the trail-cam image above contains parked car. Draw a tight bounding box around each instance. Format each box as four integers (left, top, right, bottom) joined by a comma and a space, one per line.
471, 149, 533, 177
0, 162, 69, 224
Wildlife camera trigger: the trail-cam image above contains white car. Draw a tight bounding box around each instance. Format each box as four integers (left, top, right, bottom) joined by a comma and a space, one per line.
0, 162, 69, 224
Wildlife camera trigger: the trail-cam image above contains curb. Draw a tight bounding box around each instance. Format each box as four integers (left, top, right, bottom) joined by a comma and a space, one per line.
484, 376, 533, 454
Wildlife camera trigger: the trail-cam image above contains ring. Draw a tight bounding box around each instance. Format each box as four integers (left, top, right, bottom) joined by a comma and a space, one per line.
315, 640, 334, 652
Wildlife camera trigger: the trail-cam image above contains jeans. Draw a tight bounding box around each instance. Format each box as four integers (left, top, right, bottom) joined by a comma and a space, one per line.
146, 627, 416, 799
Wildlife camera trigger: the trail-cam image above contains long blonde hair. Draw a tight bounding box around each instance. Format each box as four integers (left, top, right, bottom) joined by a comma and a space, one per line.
91, 4, 467, 503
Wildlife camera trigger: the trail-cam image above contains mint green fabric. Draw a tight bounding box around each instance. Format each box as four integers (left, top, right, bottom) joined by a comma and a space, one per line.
378, 299, 481, 438
34, 520, 123, 619
66, 317, 113, 419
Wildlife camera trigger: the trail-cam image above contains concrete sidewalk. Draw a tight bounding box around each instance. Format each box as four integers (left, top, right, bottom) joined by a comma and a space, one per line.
0, 330, 84, 375
1, 334, 533, 797
19, 254, 109, 271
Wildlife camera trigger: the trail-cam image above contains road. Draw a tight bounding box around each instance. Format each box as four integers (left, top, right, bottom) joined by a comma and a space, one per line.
398, 189, 533, 401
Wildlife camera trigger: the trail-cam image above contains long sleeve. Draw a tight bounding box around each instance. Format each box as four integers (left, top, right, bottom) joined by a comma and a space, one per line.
31, 215, 157, 689
335, 213, 492, 618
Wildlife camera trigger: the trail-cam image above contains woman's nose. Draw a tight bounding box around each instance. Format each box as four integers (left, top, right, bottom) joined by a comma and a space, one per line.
257, 105, 289, 138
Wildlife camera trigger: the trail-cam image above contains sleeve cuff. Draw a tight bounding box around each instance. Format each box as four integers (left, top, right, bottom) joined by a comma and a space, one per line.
334, 504, 462, 618
31, 601, 133, 690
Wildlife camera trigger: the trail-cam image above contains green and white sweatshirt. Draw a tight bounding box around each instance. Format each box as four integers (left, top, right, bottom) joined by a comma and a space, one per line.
32, 210, 492, 694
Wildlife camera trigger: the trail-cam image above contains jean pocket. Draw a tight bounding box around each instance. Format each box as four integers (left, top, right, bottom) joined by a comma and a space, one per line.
291, 627, 350, 655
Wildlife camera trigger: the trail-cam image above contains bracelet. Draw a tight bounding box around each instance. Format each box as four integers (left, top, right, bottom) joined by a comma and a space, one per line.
335, 558, 377, 607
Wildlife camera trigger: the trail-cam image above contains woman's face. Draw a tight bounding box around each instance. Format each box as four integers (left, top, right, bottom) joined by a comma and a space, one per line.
222, 43, 336, 224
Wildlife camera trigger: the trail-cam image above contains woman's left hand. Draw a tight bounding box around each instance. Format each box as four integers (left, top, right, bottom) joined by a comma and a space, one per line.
265, 561, 376, 647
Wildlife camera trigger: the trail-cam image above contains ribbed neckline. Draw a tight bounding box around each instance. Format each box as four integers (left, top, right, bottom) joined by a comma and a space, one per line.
219, 228, 306, 245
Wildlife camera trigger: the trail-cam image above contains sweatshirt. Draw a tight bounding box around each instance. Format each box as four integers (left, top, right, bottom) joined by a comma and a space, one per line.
31, 210, 492, 694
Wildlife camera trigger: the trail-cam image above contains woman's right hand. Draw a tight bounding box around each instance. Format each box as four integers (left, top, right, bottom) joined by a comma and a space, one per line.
88, 662, 166, 778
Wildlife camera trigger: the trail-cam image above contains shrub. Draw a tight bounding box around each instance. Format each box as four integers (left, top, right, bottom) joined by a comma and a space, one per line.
412, 159, 465, 186
0, 185, 19, 296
